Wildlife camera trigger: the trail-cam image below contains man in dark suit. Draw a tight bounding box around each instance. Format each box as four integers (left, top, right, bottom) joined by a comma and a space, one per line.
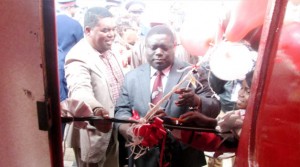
56, 0, 83, 103
115, 25, 221, 167
56, 0, 83, 58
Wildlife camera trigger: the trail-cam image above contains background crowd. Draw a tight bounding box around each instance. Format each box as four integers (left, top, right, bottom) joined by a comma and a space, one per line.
56, 0, 300, 167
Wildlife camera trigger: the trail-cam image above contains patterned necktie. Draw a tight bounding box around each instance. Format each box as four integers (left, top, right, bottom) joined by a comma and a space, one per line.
151, 71, 163, 105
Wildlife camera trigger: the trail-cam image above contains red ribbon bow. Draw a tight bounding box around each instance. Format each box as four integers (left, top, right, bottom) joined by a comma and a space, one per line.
130, 110, 140, 120
133, 117, 167, 147
130, 110, 169, 166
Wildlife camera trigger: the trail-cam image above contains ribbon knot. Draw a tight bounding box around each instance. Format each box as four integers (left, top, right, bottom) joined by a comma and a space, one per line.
133, 117, 166, 147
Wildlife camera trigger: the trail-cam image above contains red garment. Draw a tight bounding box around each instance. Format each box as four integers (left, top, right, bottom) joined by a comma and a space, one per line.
151, 71, 163, 104
180, 131, 236, 153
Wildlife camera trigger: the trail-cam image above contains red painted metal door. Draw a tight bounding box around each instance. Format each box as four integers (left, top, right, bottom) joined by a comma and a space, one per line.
0, 0, 63, 167
235, 0, 300, 166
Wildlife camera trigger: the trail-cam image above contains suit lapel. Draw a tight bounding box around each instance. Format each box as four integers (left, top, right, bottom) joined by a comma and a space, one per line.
83, 40, 106, 78
87, 47, 114, 102
139, 64, 151, 111
162, 60, 187, 108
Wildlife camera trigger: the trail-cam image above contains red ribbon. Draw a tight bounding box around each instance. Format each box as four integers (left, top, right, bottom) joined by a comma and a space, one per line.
131, 110, 168, 166
133, 117, 166, 147
131, 110, 140, 120
192, 65, 199, 69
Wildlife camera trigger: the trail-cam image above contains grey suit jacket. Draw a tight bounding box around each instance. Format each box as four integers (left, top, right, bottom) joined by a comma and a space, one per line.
115, 59, 220, 167
115, 59, 220, 122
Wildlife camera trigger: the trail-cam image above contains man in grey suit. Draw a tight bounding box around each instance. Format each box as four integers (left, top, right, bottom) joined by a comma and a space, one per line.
115, 25, 221, 167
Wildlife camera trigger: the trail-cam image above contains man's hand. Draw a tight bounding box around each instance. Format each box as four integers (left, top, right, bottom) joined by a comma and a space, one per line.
179, 111, 217, 128
174, 88, 201, 109
119, 124, 133, 141
149, 108, 167, 121
91, 107, 112, 133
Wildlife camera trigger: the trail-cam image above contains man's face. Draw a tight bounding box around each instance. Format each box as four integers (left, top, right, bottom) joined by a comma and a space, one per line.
69, 5, 78, 17
86, 17, 116, 53
145, 34, 175, 71
236, 80, 251, 109
122, 28, 138, 46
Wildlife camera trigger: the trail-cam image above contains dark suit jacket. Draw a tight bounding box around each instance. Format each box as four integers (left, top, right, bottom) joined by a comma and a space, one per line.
57, 47, 68, 102
56, 14, 83, 101
115, 59, 221, 167
56, 14, 83, 54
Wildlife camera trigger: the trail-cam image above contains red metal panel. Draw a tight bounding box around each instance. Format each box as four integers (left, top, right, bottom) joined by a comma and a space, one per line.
42, 0, 64, 166
235, 0, 300, 166
0, 0, 59, 167
255, 56, 300, 167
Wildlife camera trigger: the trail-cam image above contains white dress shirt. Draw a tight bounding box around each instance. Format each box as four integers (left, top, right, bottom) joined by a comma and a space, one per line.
150, 66, 171, 93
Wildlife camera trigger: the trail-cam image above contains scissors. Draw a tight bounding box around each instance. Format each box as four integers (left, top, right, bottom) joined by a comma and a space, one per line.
61, 116, 140, 124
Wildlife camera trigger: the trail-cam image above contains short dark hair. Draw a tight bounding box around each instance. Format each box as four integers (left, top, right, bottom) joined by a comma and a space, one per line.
245, 70, 254, 87
84, 7, 113, 28
145, 25, 175, 43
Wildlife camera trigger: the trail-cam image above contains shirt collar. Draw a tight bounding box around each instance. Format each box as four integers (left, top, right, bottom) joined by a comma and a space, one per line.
99, 50, 113, 59
150, 65, 172, 77
84, 38, 112, 58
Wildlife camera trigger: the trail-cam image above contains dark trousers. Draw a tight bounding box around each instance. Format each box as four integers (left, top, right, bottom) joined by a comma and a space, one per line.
129, 133, 207, 167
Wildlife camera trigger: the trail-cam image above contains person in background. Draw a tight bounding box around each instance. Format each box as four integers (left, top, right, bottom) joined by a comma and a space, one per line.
112, 16, 138, 74
56, 0, 84, 137
111, 14, 139, 167
105, 0, 123, 17
57, 47, 68, 102
168, 1, 198, 65
115, 25, 221, 167
64, 7, 123, 167
56, 0, 83, 53
125, 0, 149, 37
201, 41, 256, 167
174, 70, 255, 157
208, 41, 257, 113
